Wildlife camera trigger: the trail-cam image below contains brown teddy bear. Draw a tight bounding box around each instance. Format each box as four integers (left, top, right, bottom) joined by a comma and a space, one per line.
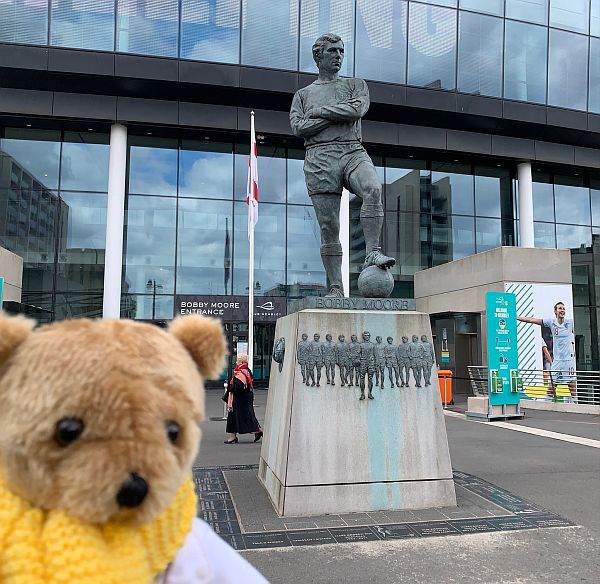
0, 313, 268, 584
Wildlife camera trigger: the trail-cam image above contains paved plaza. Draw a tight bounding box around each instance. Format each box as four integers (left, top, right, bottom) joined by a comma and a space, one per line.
197, 390, 599, 583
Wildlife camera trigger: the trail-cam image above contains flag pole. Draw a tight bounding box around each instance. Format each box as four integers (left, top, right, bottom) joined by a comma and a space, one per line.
248, 111, 256, 369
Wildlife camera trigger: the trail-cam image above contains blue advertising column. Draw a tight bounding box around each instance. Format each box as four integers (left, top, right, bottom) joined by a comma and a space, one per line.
0, 276, 3, 309
486, 292, 523, 419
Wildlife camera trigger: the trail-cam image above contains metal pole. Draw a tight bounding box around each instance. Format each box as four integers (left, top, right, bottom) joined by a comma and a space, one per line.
152, 281, 156, 321
248, 111, 256, 368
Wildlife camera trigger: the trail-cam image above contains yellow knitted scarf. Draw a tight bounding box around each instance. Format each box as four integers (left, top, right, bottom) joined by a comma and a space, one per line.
0, 471, 196, 584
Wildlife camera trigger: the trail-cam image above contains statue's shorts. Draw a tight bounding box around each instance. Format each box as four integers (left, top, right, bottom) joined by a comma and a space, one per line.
304, 142, 373, 196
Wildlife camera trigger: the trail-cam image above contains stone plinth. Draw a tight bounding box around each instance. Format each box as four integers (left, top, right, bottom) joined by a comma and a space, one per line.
259, 309, 456, 517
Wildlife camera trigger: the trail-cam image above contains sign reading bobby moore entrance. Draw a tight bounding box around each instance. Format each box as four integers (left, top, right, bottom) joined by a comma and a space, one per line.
174, 295, 286, 322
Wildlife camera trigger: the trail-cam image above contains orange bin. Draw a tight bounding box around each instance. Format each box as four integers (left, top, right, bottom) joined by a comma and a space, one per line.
438, 370, 453, 405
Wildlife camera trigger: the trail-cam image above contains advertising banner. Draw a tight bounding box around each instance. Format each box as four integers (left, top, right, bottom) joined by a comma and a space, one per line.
486, 292, 520, 406
0, 276, 3, 308
505, 283, 574, 372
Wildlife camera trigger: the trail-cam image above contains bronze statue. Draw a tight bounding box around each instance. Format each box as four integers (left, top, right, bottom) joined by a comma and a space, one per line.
290, 33, 395, 298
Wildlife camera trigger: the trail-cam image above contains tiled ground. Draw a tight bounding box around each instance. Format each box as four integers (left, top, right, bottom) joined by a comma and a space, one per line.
192, 465, 574, 550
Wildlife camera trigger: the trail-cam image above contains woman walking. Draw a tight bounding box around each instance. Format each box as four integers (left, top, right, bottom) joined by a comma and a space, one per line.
224, 353, 263, 444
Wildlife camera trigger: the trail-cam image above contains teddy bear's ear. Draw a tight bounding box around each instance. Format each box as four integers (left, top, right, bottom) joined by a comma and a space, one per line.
0, 312, 36, 366
169, 315, 228, 379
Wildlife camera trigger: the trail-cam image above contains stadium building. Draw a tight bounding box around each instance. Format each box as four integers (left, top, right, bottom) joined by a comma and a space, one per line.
0, 0, 598, 384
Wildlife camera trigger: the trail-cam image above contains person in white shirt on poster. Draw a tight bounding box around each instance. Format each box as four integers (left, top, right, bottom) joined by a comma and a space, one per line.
518, 302, 577, 402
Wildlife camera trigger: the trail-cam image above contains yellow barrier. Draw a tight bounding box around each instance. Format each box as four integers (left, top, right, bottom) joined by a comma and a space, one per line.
524, 384, 572, 401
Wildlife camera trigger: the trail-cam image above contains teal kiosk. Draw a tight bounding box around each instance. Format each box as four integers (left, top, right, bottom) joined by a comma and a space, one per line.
469, 291, 524, 420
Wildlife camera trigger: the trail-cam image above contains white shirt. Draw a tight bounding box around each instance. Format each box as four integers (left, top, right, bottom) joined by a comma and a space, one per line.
157, 519, 269, 584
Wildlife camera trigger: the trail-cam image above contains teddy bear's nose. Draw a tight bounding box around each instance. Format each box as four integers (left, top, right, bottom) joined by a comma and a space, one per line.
116, 473, 149, 508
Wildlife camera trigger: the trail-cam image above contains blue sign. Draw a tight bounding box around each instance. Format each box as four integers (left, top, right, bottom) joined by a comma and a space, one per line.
486, 292, 520, 406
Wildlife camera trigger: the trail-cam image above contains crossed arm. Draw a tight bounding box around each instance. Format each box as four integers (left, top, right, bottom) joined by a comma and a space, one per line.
290, 81, 370, 138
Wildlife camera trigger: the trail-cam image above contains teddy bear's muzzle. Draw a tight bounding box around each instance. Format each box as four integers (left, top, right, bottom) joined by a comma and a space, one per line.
116, 473, 149, 508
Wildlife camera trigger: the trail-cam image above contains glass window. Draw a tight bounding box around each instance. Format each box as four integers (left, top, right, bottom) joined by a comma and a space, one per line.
474, 172, 502, 218
176, 199, 233, 294
417, 0, 457, 6
60, 133, 109, 192
0, 0, 48, 45
549, 0, 589, 34
286, 205, 326, 295
572, 264, 591, 305
1, 129, 61, 190
431, 163, 474, 216
51, 0, 114, 51
459, 0, 503, 17
548, 29, 588, 110
128, 138, 178, 196
451, 215, 475, 260
120, 293, 173, 320
593, 0, 600, 37
458, 11, 502, 97
554, 184, 591, 225
590, 38, 600, 114
534, 221, 556, 248
123, 195, 176, 294
299, 0, 354, 75
55, 192, 107, 292
54, 293, 104, 319
504, 20, 547, 104
181, 0, 240, 63
408, 3, 457, 90
117, 0, 179, 57
573, 306, 593, 370
234, 144, 286, 203
233, 202, 285, 296
556, 224, 592, 248
476, 217, 501, 252
179, 141, 233, 199
385, 161, 428, 213
287, 150, 310, 205
0, 187, 57, 292
242, 0, 299, 70
355, 0, 407, 84
385, 211, 428, 276
505, 0, 548, 24
591, 184, 600, 226
532, 181, 555, 222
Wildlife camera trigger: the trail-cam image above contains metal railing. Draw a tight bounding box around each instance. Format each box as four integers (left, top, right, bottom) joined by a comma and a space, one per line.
467, 366, 600, 406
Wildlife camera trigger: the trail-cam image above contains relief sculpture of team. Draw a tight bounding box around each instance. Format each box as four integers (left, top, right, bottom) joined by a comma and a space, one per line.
297, 332, 435, 401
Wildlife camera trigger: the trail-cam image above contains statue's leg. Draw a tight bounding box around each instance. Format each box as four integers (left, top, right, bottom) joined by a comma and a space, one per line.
347, 162, 394, 268
310, 193, 344, 295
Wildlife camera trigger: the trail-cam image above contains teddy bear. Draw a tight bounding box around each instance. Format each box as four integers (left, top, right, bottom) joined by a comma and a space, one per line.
0, 313, 268, 584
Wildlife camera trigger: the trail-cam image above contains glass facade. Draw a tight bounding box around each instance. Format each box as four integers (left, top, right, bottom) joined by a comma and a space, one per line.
1, 127, 599, 368
2, 0, 600, 112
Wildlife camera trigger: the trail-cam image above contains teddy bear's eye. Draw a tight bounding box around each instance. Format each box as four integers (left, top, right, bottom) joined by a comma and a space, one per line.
54, 418, 84, 447
165, 421, 181, 445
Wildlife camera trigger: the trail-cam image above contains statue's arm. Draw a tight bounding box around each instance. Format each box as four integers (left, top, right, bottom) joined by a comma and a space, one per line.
290, 92, 332, 138
311, 80, 370, 122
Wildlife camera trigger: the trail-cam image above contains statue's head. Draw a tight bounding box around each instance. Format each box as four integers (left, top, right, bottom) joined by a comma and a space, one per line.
350, 334, 358, 342
338, 334, 345, 342
387, 336, 393, 344
362, 331, 371, 342
421, 335, 428, 342
376, 336, 382, 343
412, 335, 419, 342
314, 333, 320, 341
326, 333, 332, 342
301, 333, 308, 341
402, 336, 408, 343
312, 33, 344, 70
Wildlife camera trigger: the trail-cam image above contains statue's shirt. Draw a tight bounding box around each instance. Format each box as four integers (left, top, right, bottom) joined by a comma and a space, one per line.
290, 78, 369, 148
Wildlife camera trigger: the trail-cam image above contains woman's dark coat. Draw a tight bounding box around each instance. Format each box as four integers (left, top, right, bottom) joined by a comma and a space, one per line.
226, 372, 260, 434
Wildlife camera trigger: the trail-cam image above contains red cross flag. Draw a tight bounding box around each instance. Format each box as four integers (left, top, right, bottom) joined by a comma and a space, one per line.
246, 111, 259, 239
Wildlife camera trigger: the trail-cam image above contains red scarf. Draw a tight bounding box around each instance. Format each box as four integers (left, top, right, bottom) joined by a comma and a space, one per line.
227, 364, 253, 409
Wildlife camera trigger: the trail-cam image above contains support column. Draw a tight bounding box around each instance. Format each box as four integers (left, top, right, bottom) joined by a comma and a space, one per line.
102, 124, 128, 319
517, 161, 534, 248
